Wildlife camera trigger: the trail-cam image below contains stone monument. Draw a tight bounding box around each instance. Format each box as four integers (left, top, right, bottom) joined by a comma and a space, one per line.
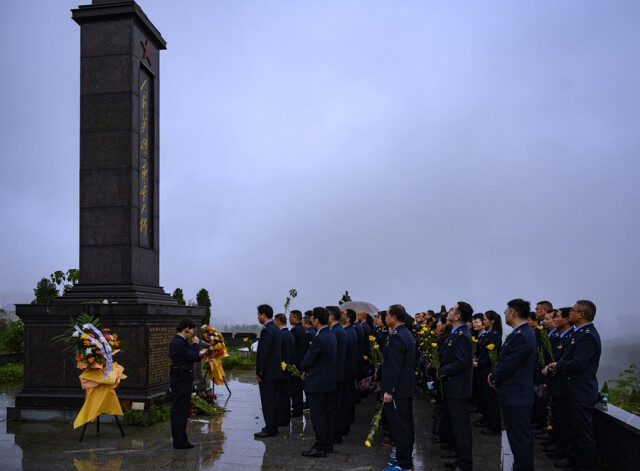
8, 0, 205, 421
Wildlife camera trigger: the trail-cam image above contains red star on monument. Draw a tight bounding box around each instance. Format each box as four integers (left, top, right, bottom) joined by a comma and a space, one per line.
141, 39, 152, 66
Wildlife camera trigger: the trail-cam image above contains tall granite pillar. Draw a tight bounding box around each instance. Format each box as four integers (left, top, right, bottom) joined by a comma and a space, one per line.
9, 0, 205, 421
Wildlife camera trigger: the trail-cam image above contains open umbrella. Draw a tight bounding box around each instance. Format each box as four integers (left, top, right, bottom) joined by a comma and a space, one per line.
339, 301, 380, 315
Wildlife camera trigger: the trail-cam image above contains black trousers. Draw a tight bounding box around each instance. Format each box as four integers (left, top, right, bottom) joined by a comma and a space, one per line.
566, 400, 597, 470
482, 378, 502, 432
170, 378, 192, 447
386, 397, 415, 470
446, 397, 473, 471
277, 377, 290, 426
502, 404, 534, 471
328, 381, 343, 443
289, 375, 303, 415
307, 390, 336, 451
259, 378, 279, 434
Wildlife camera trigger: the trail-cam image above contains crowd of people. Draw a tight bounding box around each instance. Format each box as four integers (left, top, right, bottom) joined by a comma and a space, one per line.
171, 298, 602, 471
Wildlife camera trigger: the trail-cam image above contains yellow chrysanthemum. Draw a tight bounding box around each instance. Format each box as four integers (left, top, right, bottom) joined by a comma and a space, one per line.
363, 356, 368, 360
431, 343, 438, 348
364, 440, 371, 447
281, 362, 287, 371
374, 344, 379, 350
487, 343, 495, 351
243, 337, 249, 342
537, 325, 544, 330
369, 335, 376, 342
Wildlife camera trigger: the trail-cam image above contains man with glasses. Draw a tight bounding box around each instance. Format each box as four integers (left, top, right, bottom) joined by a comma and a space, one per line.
488, 299, 537, 471
547, 300, 601, 471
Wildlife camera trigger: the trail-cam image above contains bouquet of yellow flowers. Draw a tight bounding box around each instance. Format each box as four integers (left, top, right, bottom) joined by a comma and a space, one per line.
201, 324, 228, 385
486, 343, 498, 371
368, 335, 383, 369
281, 361, 302, 377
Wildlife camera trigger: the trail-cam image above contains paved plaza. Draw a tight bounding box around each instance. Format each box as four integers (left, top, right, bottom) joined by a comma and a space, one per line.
0, 371, 571, 470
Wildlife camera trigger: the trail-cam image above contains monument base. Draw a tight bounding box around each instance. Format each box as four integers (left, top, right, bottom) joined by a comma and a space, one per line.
10, 302, 206, 421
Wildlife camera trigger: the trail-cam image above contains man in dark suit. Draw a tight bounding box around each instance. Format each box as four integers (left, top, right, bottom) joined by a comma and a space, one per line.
289, 309, 307, 417
548, 300, 601, 471
341, 308, 358, 434
274, 313, 294, 427
169, 318, 202, 449
488, 298, 537, 471
327, 305, 347, 445
382, 304, 416, 471
255, 304, 283, 438
300, 306, 337, 457
438, 302, 474, 471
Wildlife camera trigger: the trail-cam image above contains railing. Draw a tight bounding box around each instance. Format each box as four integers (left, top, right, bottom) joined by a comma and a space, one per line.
593, 402, 640, 470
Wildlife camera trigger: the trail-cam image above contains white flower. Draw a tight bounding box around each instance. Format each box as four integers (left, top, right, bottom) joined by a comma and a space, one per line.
85, 348, 93, 355
83, 324, 91, 329
72, 331, 79, 337
103, 299, 109, 304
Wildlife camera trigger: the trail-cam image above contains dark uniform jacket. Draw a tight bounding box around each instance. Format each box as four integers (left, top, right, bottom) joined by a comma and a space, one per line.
476, 329, 502, 374
280, 326, 294, 365
291, 323, 307, 368
256, 320, 283, 381
382, 324, 415, 399
489, 322, 537, 406
555, 323, 601, 404
169, 334, 201, 381
438, 324, 473, 399
343, 324, 358, 380
548, 327, 573, 396
301, 325, 337, 393
330, 323, 347, 383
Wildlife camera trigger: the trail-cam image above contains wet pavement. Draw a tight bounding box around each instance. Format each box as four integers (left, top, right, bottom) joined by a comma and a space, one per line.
1, 372, 567, 470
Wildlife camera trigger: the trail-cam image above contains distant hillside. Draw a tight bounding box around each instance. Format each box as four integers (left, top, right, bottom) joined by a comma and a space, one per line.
598, 335, 640, 384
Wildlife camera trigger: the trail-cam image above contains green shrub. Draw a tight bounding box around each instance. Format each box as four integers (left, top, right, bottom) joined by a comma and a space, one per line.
123, 408, 144, 425
0, 320, 24, 353
150, 404, 170, 425
0, 362, 24, 383
221, 352, 255, 370
607, 362, 640, 414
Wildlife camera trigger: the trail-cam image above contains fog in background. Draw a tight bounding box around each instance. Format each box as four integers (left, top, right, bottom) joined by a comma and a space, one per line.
1, 2, 639, 378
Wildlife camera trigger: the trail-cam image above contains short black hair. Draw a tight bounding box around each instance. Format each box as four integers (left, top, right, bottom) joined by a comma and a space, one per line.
508, 298, 531, 319
456, 302, 473, 323
257, 304, 274, 318
326, 305, 341, 322
388, 304, 407, 323
274, 313, 287, 325
558, 307, 571, 319
345, 309, 356, 324
176, 318, 196, 332
289, 309, 302, 321
312, 306, 329, 325
537, 301, 553, 311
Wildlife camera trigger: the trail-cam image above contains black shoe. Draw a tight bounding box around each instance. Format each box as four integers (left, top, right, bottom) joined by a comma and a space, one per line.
302, 446, 326, 458
254, 431, 277, 438
323, 445, 334, 453
441, 451, 456, 459
554, 459, 577, 469
474, 420, 488, 427
173, 443, 194, 449
332, 437, 342, 445
443, 461, 457, 469
279, 421, 290, 427
290, 412, 302, 418
481, 429, 501, 436
541, 440, 555, 447
440, 443, 454, 450
534, 432, 550, 440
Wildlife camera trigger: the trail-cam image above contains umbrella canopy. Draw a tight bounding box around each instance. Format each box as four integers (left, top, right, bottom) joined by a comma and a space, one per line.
339, 301, 380, 315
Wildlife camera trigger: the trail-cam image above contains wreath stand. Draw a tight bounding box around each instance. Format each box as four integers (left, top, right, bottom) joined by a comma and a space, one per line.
79, 414, 126, 442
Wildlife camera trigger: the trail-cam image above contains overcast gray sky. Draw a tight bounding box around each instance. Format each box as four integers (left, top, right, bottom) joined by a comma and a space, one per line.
1, 1, 639, 338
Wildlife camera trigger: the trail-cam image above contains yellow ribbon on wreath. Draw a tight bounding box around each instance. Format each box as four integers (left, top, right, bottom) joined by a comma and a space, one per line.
203, 345, 228, 385
73, 362, 127, 429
